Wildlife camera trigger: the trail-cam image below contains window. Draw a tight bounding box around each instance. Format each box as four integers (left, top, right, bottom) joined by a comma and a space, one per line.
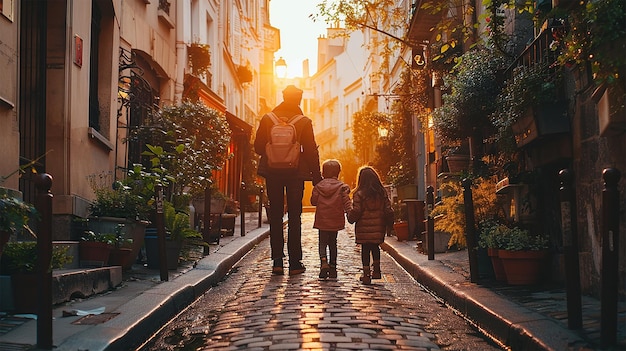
0, 0, 14, 21
89, 1, 102, 130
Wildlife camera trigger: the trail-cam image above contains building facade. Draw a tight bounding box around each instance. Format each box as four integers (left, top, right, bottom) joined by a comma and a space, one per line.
0, 0, 279, 240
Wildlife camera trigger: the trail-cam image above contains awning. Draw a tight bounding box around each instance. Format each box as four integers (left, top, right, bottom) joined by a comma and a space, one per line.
183, 74, 226, 113
226, 111, 253, 136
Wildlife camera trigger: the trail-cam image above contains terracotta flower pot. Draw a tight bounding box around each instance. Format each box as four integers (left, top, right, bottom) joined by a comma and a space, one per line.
108, 247, 134, 271
499, 249, 548, 285
393, 221, 410, 241
79, 241, 111, 267
487, 248, 507, 282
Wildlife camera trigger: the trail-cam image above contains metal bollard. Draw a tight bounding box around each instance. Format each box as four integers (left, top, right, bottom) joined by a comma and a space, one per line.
240, 182, 246, 236
558, 169, 582, 329
155, 185, 168, 281
462, 178, 479, 283
35, 173, 53, 349
426, 186, 435, 260
601, 168, 620, 348
258, 187, 264, 228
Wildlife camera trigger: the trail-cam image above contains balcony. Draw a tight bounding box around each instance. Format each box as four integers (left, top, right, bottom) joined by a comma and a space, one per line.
503, 20, 565, 81
158, 0, 174, 29
315, 127, 337, 145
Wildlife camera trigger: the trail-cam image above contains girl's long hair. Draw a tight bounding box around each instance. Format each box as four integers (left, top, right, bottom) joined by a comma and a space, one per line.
354, 166, 386, 201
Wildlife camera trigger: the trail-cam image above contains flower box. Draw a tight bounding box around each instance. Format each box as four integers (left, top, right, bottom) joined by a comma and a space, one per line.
421, 230, 452, 253
593, 83, 626, 137
512, 101, 569, 148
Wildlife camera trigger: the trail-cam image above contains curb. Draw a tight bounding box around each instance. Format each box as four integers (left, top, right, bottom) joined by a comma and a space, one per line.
55, 226, 270, 351
381, 240, 589, 351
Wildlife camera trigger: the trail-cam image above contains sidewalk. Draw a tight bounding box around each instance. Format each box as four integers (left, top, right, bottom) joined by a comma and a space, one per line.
383, 239, 625, 351
0, 213, 624, 350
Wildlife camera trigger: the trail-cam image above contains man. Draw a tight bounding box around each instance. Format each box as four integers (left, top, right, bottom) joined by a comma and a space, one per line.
254, 85, 322, 276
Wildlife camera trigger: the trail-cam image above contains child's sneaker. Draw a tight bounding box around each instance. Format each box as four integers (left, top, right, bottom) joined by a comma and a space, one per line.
328, 265, 337, 278
372, 260, 381, 279
319, 262, 330, 279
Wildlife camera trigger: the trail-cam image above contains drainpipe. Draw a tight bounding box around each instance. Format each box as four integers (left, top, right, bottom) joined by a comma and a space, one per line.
174, 0, 188, 102
63, 0, 74, 196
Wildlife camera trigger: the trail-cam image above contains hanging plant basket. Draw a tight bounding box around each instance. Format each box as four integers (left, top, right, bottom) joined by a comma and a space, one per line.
187, 43, 211, 77
445, 154, 471, 173
237, 65, 253, 83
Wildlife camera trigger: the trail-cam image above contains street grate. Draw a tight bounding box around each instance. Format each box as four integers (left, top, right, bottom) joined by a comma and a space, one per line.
71, 312, 120, 325
0, 316, 30, 336
0, 342, 32, 350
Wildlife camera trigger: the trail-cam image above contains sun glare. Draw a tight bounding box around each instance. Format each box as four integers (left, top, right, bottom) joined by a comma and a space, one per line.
269, 0, 328, 78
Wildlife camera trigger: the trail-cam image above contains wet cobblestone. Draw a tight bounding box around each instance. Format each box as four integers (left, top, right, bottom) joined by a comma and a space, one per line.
145, 212, 502, 350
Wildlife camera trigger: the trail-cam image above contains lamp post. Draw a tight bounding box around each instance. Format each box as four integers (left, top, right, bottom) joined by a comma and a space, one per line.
275, 56, 287, 80
274, 57, 288, 104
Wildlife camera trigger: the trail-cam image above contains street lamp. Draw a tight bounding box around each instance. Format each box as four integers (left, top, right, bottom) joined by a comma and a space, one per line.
275, 57, 287, 79
378, 126, 389, 138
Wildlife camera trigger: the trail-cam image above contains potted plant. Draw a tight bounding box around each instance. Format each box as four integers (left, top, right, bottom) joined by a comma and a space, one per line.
145, 201, 205, 270
491, 61, 568, 148
88, 178, 152, 265
237, 64, 253, 84
221, 198, 239, 237
498, 226, 549, 285
104, 224, 134, 271
187, 42, 211, 78
79, 230, 113, 267
478, 219, 508, 282
1, 241, 72, 313
0, 193, 38, 257
432, 47, 508, 149
392, 199, 410, 242
430, 181, 464, 251
192, 188, 228, 215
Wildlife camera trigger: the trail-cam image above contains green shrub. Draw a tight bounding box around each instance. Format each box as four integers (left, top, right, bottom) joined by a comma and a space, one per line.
1, 241, 72, 274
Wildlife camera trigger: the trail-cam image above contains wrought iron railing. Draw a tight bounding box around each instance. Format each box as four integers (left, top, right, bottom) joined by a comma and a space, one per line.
503, 21, 566, 81
158, 0, 171, 15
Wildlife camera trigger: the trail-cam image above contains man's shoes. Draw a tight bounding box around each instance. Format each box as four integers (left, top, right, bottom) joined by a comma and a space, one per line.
289, 262, 306, 275
272, 259, 284, 275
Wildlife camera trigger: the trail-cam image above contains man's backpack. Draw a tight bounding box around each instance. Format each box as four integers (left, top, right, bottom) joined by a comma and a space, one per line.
265, 112, 305, 169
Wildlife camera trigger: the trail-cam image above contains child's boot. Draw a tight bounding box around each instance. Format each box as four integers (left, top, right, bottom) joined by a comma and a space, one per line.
328, 264, 337, 278
372, 260, 381, 279
360, 266, 371, 285
319, 258, 330, 279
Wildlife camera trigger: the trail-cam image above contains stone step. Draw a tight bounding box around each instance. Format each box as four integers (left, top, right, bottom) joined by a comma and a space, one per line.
0, 265, 122, 312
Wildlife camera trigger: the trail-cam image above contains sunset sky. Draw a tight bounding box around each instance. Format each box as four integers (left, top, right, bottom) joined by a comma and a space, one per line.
269, 0, 329, 78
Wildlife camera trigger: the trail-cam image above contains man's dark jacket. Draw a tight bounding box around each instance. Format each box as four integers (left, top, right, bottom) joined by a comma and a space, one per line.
254, 101, 322, 184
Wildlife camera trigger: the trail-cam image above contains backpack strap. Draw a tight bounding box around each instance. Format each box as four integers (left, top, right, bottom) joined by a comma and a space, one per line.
267, 112, 281, 125
287, 114, 305, 125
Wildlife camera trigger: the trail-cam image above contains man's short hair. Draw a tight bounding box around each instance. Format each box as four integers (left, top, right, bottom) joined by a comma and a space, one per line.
322, 159, 341, 178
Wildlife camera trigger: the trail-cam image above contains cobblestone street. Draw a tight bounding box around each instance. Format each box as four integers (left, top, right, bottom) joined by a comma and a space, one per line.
144, 212, 502, 350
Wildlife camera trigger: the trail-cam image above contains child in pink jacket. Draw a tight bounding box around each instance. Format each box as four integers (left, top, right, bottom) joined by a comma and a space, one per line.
311, 159, 352, 279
